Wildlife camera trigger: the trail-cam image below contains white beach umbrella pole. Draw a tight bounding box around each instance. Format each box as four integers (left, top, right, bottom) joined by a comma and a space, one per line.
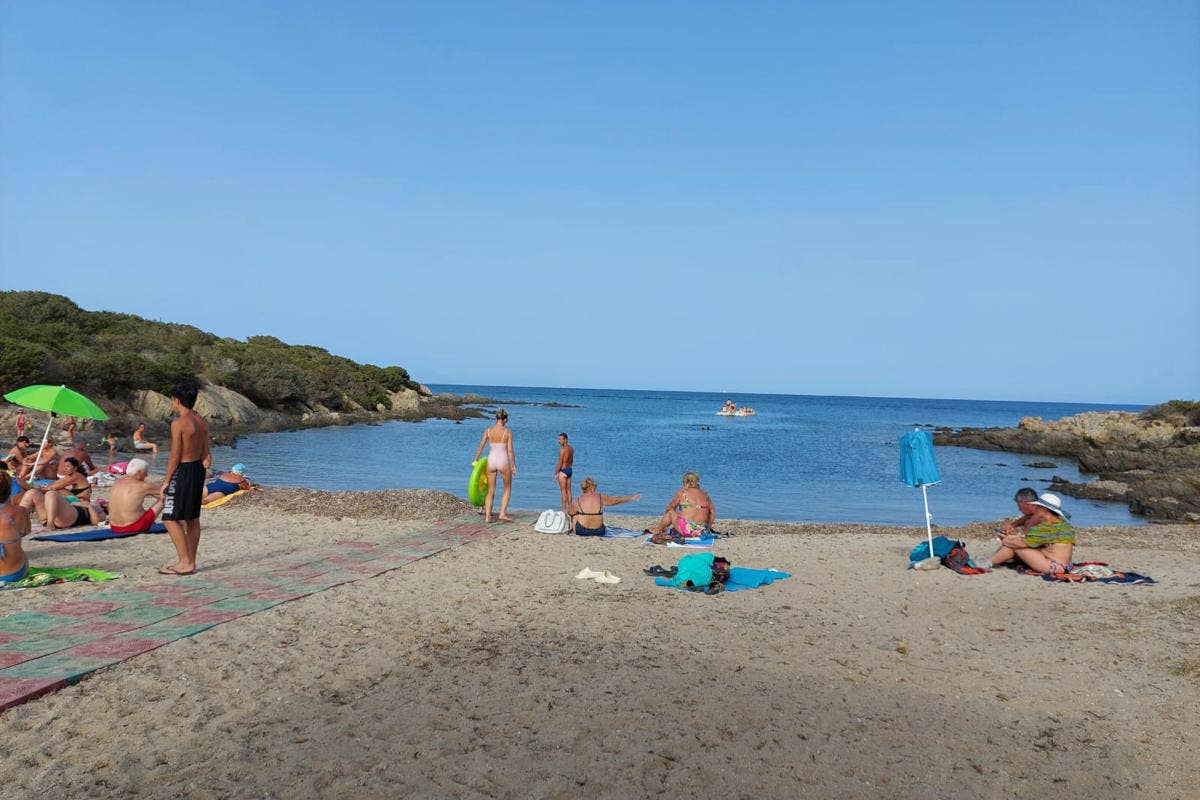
921, 483, 934, 556
27, 412, 53, 480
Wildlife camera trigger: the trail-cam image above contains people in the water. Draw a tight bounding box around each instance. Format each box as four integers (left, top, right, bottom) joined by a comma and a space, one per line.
473, 409, 516, 523
568, 477, 640, 536
108, 458, 164, 534
978, 489, 1074, 574
554, 433, 574, 514
202, 464, 252, 504
645, 472, 716, 543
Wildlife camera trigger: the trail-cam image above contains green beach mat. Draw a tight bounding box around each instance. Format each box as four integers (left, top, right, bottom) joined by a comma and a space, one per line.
1, 567, 123, 591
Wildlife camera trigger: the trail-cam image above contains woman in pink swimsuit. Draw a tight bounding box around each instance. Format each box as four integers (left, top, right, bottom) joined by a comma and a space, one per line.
473, 409, 516, 523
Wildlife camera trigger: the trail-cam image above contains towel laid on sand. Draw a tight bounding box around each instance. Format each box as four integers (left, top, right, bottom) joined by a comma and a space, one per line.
0, 567, 122, 590
33, 523, 167, 543
642, 534, 716, 548
601, 526, 644, 539
202, 489, 249, 509
655, 565, 791, 593
1039, 562, 1156, 585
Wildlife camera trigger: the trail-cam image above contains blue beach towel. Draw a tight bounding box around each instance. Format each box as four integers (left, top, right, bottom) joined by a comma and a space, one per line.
33, 523, 168, 543
655, 567, 791, 593
601, 526, 645, 539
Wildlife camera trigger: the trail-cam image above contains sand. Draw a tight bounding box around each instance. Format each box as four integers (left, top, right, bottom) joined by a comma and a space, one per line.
1, 489, 1197, 799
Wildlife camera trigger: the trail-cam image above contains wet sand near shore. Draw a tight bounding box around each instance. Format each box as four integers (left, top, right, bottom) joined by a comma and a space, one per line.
2, 489, 1197, 799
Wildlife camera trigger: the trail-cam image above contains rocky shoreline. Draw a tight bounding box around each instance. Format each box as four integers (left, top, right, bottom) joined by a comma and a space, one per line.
934, 405, 1200, 522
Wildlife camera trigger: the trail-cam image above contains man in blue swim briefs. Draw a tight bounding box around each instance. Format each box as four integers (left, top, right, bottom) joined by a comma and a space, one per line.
555, 432, 574, 514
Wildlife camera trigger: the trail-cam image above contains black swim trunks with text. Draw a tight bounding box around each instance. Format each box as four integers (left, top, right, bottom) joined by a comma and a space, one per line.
162, 460, 205, 522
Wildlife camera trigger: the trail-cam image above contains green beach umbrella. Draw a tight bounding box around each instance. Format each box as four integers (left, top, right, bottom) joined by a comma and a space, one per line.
4, 384, 109, 479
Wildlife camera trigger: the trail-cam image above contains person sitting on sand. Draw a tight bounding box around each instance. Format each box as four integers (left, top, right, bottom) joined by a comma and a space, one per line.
108, 458, 164, 534
66, 441, 96, 474
568, 477, 640, 536
8, 435, 31, 465
473, 409, 516, 523
202, 463, 252, 504
645, 472, 716, 543
978, 489, 1074, 574
18, 456, 94, 525
19, 440, 58, 480
0, 473, 32, 584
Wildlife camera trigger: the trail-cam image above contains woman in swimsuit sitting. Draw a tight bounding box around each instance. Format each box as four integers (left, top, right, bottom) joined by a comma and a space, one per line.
568, 477, 640, 536
0, 473, 32, 584
646, 471, 716, 543
18, 457, 105, 530
202, 463, 251, 504
979, 489, 1075, 574
472, 409, 516, 523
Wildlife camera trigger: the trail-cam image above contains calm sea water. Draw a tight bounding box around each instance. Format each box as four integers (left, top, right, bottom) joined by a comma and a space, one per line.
208, 386, 1146, 527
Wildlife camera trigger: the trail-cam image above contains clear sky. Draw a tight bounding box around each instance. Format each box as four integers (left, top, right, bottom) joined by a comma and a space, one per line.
2, 1, 1197, 404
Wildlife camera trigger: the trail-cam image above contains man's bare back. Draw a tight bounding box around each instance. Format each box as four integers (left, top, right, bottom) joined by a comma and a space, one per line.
109, 474, 163, 527
171, 410, 210, 463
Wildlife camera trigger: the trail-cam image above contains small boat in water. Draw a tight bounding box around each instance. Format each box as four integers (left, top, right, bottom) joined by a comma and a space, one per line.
717, 400, 756, 417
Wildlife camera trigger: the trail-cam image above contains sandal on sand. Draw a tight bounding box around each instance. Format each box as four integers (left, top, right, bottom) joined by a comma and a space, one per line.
594, 571, 621, 585
643, 565, 676, 577
575, 568, 604, 580
158, 566, 195, 576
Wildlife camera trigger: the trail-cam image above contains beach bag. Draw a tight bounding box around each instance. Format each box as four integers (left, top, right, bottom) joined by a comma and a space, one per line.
534, 510, 569, 534
942, 543, 986, 575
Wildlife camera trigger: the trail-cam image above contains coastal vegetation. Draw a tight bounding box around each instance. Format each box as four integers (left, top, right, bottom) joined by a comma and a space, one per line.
0, 290, 422, 418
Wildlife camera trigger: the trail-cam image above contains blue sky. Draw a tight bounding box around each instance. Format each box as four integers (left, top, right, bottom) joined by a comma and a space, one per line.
1, 1, 1197, 404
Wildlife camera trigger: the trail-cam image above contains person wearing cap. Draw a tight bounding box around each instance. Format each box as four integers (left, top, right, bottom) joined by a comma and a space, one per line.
202, 464, 252, 504
979, 489, 1074, 574
108, 458, 164, 534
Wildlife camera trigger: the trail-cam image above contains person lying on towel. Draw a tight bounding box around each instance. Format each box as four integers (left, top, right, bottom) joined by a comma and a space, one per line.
202, 463, 252, 504
978, 489, 1074, 574
108, 458, 164, 534
645, 471, 716, 544
567, 477, 640, 536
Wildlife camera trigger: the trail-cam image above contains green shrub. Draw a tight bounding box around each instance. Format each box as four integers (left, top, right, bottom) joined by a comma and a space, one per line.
0, 291, 421, 413
1141, 400, 1200, 427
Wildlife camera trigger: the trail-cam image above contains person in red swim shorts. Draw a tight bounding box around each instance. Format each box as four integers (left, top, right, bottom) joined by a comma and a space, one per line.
108, 458, 164, 534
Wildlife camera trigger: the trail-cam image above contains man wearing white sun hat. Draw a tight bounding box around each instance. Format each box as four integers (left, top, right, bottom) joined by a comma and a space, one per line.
978, 489, 1074, 574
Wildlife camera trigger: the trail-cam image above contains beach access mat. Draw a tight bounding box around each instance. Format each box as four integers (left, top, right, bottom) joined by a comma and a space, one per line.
0, 513, 509, 712
655, 567, 791, 593
643, 534, 716, 548
1, 567, 122, 591
33, 524, 168, 543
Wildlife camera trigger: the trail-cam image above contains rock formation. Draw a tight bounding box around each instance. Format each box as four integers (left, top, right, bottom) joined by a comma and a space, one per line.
935, 407, 1200, 522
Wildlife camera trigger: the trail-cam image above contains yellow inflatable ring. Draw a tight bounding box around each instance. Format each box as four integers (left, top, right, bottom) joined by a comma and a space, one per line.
468, 458, 489, 507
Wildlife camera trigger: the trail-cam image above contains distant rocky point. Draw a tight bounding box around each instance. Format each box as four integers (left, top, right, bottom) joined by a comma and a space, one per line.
934, 402, 1200, 522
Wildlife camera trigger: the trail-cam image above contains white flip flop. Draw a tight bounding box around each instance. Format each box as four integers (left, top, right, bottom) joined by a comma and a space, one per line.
574, 568, 604, 580
594, 570, 621, 585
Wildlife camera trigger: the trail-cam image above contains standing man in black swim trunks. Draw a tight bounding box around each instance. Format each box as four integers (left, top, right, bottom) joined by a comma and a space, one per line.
159, 381, 210, 576
554, 432, 574, 514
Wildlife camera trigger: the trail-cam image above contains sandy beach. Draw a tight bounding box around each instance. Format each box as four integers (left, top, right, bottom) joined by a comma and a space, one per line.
1, 489, 1197, 800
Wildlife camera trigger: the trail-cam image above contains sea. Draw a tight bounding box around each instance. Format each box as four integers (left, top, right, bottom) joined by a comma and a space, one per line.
207, 386, 1147, 527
